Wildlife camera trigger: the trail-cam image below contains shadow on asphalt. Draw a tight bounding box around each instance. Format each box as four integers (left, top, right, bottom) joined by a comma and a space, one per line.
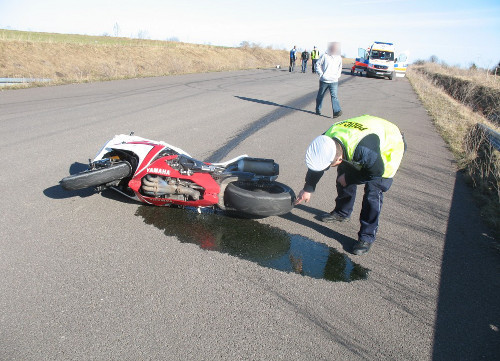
98, 188, 142, 204
235, 96, 319, 116
68, 162, 89, 175
281, 204, 358, 253
205, 91, 318, 162
135, 205, 368, 282
43, 184, 94, 199
432, 172, 499, 360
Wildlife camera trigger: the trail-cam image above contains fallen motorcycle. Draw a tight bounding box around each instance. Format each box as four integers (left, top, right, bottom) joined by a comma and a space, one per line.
60, 134, 295, 217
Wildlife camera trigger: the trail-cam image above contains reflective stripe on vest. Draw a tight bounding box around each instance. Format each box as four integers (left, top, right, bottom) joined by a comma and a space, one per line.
324, 115, 405, 178
311, 50, 319, 59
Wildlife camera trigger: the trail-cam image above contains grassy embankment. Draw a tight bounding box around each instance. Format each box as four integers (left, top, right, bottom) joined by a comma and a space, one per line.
0, 29, 354, 87
0, 29, 290, 85
407, 63, 500, 238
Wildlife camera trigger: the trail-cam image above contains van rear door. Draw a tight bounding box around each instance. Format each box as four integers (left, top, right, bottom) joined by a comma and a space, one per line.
394, 51, 410, 77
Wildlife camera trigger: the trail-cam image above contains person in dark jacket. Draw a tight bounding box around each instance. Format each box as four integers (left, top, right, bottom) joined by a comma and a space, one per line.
301, 49, 310, 73
289, 46, 297, 72
294, 115, 406, 255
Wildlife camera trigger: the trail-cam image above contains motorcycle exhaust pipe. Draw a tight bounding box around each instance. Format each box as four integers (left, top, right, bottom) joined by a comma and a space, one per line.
142, 175, 176, 196
142, 184, 177, 196
174, 185, 200, 200
237, 158, 279, 176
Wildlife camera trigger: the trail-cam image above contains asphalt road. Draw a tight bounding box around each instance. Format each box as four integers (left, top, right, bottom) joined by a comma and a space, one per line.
1, 68, 498, 360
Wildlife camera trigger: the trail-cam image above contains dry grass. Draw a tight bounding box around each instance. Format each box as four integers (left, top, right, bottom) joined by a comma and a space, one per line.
420, 62, 500, 90
407, 67, 500, 237
413, 63, 500, 123
0, 29, 288, 86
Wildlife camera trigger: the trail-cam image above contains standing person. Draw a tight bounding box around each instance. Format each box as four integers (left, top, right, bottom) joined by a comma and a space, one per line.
294, 115, 406, 255
311, 46, 320, 73
301, 49, 310, 73
289, 46, 297, 72
315, 42, 343, 118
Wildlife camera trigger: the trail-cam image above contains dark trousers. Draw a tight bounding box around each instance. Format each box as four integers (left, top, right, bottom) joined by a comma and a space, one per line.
289, 58, 296, 72
312, 59, 318, 73
334, 176, 393, 243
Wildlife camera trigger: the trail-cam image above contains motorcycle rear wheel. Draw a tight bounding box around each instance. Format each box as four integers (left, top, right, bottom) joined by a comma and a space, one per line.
60, 161, 132, 191
224, 182, 295, 217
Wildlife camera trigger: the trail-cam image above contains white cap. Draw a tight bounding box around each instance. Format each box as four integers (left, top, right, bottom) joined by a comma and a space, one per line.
305, 135, 337, 171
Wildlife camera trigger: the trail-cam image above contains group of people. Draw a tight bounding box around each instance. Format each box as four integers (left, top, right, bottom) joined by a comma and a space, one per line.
288, 42, 406, 256
289, 45, 320, 73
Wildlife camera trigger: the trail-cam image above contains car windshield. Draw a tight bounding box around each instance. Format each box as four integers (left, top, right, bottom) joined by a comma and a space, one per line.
370, 50, 394, 61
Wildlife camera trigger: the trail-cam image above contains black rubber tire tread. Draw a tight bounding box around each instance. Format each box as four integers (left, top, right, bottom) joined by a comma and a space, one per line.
61, 162, 131, 190
224, 181, 295, 217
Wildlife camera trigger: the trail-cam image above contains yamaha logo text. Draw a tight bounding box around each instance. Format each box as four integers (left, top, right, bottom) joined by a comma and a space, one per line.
147, 167, 171, 176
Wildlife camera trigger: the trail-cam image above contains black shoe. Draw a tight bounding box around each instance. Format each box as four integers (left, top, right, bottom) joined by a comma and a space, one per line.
352, 241, 372, 255
332, 111, 343, 118
315, 110, 322, 116
318, 211, 350, 223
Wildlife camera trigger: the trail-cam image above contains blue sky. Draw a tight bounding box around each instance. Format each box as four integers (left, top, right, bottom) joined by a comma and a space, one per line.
1, 0, 499, 68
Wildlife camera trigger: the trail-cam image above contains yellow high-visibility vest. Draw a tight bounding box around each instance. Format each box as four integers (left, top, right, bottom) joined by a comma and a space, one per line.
324, 115, 405, 178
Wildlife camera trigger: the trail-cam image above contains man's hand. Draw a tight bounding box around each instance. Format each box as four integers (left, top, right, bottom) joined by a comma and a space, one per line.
337, 173, 347, 187
294, 189, 311, 205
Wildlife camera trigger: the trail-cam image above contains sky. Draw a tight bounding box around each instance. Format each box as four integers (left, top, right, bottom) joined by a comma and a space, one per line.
1, 0, 499, 68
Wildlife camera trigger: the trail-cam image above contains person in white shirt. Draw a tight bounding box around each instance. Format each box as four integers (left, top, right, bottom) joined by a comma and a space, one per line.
315, 42, 343, 118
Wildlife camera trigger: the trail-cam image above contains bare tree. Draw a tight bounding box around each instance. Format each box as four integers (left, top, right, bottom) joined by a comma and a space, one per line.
493, 61, 500, 76
429, 55, 439, 63
137, 30, 149, 39
113, 22, 120, 37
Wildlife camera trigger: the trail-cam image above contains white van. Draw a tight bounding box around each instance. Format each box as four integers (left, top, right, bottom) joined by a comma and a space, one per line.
355, 41, 409, 80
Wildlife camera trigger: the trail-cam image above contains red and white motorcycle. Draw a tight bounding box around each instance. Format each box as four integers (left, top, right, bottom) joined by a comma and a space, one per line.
61, 134, 295, 217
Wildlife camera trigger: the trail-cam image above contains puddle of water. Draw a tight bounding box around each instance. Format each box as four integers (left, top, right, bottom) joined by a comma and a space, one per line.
135, 206, 368, 282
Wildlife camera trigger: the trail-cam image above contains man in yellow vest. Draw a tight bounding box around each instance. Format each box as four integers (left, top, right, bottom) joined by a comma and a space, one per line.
311, 46, 320, 74
295, 115, 406, 255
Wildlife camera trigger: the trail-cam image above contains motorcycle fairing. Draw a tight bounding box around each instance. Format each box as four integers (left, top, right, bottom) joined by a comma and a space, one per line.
94, 134, 222, 207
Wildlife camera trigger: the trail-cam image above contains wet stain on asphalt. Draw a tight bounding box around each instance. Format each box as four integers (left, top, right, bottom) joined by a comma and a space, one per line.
136, 206, 368, 282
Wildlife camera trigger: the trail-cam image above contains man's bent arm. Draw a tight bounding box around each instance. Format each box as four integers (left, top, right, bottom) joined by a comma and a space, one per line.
304, 169, 325, 192
316, 56, 324, 78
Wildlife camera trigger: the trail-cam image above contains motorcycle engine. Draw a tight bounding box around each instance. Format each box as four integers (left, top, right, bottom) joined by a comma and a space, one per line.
141, 174, 201, 201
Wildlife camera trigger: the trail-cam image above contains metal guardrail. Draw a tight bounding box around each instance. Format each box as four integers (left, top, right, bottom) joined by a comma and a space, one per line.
0, 78, 51, 86
477, 123, 500, 151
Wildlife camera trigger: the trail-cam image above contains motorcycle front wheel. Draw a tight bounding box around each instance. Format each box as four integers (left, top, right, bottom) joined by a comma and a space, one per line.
60, 161, 132, 191
224, 181, 295, 217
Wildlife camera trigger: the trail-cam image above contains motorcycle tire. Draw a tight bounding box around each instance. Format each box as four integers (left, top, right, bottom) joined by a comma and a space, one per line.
60, 161, 132, 191
224, 181, 295, 217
